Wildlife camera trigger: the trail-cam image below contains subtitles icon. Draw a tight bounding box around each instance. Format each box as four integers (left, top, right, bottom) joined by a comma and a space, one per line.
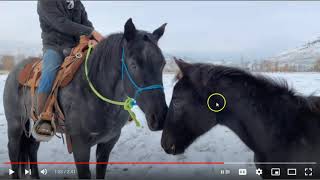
271, 168, 280, 176
239, 169, 247, 176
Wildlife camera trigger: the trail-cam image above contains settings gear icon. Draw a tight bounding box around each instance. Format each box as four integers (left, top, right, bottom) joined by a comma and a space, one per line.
256, 168, 263, 176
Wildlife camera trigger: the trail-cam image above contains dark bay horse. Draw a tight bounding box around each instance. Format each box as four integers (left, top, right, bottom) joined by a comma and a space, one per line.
161, 59, 320, 178
4, 19, 168, 179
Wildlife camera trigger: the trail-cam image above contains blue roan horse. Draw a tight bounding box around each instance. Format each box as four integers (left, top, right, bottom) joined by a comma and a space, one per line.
4, 19, 168, 179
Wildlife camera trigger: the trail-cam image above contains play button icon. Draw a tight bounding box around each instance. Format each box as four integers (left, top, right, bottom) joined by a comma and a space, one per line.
9, 169, 14, 175
207, 93, 227, 112
25, 169, 31, 175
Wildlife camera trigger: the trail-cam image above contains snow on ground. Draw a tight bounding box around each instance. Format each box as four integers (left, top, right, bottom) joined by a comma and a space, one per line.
0, 72, 320, 179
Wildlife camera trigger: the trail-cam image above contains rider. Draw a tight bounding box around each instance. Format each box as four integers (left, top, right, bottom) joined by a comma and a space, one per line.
36, 0, 104, 136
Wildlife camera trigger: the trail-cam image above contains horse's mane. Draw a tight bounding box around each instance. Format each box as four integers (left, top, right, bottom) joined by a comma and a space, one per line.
175, 62, 320, 114
86, 33, 124, 86
175, 62, 293, 94
208, 64, 292, 94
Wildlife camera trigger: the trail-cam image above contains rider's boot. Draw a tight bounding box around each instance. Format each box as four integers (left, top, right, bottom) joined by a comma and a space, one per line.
36, 92, 53, 135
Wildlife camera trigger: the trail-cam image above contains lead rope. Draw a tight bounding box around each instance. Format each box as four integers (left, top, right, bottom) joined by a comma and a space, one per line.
84, 44, 141, 127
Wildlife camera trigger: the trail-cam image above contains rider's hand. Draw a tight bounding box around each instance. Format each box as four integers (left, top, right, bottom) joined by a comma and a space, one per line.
91, 30, 104, 42
88, 40, 98, 47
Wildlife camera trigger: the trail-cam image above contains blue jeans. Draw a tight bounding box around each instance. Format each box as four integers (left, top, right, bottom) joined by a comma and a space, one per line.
37, 49, 63, 93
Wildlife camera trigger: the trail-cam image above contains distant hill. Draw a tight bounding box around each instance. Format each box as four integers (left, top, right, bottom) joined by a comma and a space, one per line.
0, 40, 42, 57
267, 37, 320, 70
163, 53, 238, 73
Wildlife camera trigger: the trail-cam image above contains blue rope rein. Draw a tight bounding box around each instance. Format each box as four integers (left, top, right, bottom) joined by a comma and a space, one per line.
121, 48, 164, 101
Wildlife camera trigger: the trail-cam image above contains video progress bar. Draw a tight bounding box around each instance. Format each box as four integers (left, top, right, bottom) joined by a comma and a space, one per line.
224, 162, 317, 165
4, 162, 225, 165
4, 161, 317, 165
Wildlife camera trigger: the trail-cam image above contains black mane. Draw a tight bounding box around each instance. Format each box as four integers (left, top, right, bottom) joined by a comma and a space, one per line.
87, 33, 124, 82
203, 63, 320, 121
202, 63, 295, 96
182, 62, 320, 123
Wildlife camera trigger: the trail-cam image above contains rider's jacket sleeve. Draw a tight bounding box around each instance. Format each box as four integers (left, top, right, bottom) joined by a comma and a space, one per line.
38, 0, 94, 37
79, 2, 93, 29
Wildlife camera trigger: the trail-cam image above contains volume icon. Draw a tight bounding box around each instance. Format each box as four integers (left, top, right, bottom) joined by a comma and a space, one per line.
40, 169, 48, 175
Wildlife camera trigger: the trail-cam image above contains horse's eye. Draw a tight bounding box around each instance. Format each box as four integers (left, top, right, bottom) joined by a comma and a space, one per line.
143, 35, 150, 41
130, 62, 137, 70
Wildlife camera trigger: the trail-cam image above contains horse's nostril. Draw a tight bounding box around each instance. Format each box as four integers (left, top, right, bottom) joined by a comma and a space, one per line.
148, 113, 164, 131
151, 114, 157, 126
170, 144, 176, 153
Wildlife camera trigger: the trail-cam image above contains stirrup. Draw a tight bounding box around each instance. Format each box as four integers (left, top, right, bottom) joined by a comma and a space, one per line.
31, 113, 57, 142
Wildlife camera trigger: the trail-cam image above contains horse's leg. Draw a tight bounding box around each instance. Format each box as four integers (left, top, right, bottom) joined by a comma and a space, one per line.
96, 134, 120, 179
26, 136, 40, 179
71, 135, 92, 179
19, 137, 28, 179
7, 119, 23, 179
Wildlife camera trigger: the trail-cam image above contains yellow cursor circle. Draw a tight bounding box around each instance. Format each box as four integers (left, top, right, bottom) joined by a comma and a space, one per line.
207, 93, 227, 112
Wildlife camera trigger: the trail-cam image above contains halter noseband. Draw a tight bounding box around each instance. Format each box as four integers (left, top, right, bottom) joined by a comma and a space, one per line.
120, 48, 164, 103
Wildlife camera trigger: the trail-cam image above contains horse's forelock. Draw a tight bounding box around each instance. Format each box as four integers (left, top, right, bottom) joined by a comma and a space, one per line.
305, 95, 320, 114
171, 68, 184, 86
175, 70, 183, 80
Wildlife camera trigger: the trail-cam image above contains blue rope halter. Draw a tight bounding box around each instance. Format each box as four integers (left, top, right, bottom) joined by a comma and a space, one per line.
121, 48, 164, 105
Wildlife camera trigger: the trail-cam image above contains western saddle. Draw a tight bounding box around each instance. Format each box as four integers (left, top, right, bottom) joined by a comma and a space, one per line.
18, 36, 91, 153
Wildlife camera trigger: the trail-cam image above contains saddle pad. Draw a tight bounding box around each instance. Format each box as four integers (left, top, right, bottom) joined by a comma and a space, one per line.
18, 50, 86, 88
18, 58, 41, 85
18, 35, 90, 88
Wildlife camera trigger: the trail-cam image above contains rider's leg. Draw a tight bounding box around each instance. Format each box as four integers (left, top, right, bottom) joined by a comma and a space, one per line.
36, 49, 63, 135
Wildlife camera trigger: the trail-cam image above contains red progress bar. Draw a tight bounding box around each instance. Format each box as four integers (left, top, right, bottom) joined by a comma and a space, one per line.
4, 162, 224, 165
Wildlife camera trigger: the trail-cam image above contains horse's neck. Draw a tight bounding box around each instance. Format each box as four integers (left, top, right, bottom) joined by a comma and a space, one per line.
217, 93, 276, 157
220, 114, 265, 155
220, 95, 318, 159
214, 75, 320, 161
78, 45, 124, 99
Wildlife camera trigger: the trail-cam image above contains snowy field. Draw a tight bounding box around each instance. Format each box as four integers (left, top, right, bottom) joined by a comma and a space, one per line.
1, 72, 320, 179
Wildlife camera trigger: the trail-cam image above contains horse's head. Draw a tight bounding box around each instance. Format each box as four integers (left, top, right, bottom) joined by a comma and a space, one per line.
161, 59, 218, 155
122, 18, 168, 131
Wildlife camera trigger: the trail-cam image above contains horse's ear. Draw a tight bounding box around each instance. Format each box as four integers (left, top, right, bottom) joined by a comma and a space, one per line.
153, 23, 167, 41
124, 18, 136, 42
174, 58, 192, 77
175, 58, 210, 87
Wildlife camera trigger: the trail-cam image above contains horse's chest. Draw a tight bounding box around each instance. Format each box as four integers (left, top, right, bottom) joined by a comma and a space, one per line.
88, 126, 121, 145
63, 97, 128, 138
84, 108, 127, 145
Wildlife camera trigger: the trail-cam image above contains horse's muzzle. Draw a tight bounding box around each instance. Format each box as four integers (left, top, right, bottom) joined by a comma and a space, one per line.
146, 108, 167, 131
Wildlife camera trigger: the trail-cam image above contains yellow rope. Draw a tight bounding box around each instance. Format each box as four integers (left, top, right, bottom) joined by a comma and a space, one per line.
84, 44, 141, 127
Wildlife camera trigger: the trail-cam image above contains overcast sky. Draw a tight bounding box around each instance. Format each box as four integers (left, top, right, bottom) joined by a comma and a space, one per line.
1, 1, 320, 60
